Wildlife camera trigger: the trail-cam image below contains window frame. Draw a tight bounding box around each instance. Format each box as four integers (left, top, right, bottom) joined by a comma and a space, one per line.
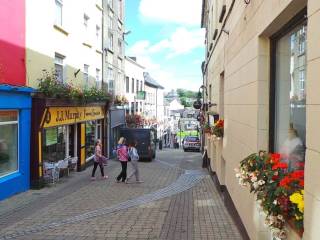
0, 110, 19, 178
55, 0, 63, 26
84, 64, 89, 88
269, 8, 307, 152
54, 53, 65, 83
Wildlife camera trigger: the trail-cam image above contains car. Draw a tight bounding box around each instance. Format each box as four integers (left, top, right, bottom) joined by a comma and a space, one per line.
182, 136, 201, 152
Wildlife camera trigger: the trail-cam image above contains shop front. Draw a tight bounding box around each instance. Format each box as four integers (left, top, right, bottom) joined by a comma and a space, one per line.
0, 85, 33, 201
30, 98, 107, 187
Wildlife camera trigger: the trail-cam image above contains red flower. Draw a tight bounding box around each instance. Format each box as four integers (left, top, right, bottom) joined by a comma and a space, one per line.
279, 176, 292, 188
290, 170, 304, 179
271, 153, 281, 164
272, 162, 288, 170
298, 179, 304, 187
272, 175, 279, 181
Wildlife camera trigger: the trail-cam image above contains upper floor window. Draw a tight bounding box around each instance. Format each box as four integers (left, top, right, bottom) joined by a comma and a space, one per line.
55, 0, 63, 26
118, 0, 123, 20
84, 14, 89, 29
96, 68, 101, 88
108, 32, 113, 51
55, 53, 64, 82
108, 0, 113, 8
131, 78, 134, 93
118, 39, 122, 55
96, 25, 100, 41
126, 76, 129, 93
140, 81, 143, 91
108, 15, 113, 30
136, 80, 139, 93
84, 64, 89, 88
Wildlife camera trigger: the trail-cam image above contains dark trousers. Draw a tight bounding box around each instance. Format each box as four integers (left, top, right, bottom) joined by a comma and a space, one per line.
91, 162, 104, 177
117, 161, 127, 182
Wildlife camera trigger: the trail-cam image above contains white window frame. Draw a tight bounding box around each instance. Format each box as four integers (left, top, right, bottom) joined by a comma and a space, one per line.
0, 110, 19, 178
84, 14, 89, 29
55, 0, 63, 26
55, 53, 65, 82
84, 64, 89, 88
108, 32, 113, 51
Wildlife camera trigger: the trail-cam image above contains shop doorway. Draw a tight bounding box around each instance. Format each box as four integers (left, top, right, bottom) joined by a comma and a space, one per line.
68, 125, 75, 158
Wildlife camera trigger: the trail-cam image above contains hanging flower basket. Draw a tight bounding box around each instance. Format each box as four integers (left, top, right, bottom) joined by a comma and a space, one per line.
211, 119, 224, 138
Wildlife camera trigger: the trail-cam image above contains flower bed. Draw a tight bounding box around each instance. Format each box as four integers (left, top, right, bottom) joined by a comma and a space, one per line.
235, 152, 304, 239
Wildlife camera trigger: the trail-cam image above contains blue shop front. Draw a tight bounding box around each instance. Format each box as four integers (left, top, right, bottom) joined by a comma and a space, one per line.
0, 85, 33, 201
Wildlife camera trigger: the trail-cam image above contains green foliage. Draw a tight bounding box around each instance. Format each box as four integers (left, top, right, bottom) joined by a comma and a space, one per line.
37, 70, 111, 103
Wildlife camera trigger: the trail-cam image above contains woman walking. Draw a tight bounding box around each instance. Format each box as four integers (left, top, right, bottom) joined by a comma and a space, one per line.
116, 137, 128, 182
126, 140, 143, 183
91, 139, 108, 180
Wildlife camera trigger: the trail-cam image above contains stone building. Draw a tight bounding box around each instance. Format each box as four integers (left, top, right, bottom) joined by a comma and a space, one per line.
201, 0, 318, 239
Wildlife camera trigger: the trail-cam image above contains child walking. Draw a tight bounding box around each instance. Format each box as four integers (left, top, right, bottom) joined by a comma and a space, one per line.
126, 140, 143, 183
91, 139, 108, 180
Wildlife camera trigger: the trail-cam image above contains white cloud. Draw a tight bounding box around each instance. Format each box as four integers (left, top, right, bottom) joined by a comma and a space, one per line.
139, 0, 202, 26
128, 27, 204, 59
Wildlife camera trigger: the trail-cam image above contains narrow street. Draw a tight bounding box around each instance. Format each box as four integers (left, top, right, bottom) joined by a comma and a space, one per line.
0, 149, 242, 240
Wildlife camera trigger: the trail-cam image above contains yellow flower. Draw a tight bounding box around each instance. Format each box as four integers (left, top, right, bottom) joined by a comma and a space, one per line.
290, 191, 304, 213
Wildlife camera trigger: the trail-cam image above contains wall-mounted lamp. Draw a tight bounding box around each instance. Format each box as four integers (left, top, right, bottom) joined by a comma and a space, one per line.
222, 29, 229, 35
74, 69, 81, 77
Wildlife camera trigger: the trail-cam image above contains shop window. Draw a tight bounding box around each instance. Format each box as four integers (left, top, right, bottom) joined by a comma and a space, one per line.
42, 126, 66, 163
0, 111, 18, 177
273, 20, 307, 172
85, 120, 102, 159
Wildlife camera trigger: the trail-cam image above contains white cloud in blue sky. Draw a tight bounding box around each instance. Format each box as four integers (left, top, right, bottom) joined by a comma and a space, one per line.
125, 0, 205, 91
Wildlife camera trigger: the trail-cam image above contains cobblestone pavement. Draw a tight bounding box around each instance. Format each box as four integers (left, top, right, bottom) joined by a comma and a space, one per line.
0, 148, 242, 240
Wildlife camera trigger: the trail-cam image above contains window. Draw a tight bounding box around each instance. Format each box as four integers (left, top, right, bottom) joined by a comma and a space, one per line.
135, 102, 138, 112
131, 102, 134, 114
140, 102, 142, 112
118, 0, 123, 20
140, 81, 143, 91
96, 68, 101, 88
108, 15, 113, 30
108, 32, 113, 50
96, 25, 100, 42
84, 64, 89, 88
84, 14, 89, 28
108, 0, 113, 8
131, 78, 134, 93
136, 80, 139, 93
85, 120, 101, 159
126, 76, 129, 93
118, 39, 122, 55
55, 53, 64, 82
0, 111, 18, 177
273, 20, 307, 172
42, 126, 66, 163
55, 0, 63, 26
107, 67, 114, 93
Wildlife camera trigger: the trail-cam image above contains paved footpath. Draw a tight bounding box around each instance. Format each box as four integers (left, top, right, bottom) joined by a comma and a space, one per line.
0, 149, 242, 240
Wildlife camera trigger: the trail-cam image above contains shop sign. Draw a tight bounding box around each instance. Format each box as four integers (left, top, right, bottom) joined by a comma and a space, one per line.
42, 106, 104, 128
136, 91, 146, 100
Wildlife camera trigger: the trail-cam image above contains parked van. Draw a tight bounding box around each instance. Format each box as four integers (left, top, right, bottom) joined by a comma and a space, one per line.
119, 128, 157, 161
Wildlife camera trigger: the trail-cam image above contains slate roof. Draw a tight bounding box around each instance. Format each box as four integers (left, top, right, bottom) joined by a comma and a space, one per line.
143, 72, 164, 89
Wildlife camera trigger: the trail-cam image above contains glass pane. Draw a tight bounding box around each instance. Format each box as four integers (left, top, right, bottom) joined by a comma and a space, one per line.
0, 123, 18, 176
0, 111, 18, 122
275, 22, 307, 172
55, 1, 62, 26
86, 121, 96, 159
42, 126, 66, 162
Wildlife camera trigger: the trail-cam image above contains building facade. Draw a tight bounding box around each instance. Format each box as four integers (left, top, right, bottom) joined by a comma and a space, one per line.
124, 57, 145, 115
201, 0, 318, 239
102, 0, 125, 96
26, 0, 110, 186
0, 0, 33, 200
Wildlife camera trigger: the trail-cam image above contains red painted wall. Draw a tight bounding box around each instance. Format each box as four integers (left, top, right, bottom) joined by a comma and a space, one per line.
0, 0, 26, 86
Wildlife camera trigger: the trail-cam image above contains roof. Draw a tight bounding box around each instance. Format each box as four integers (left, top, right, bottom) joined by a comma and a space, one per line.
143, 72, 164, 89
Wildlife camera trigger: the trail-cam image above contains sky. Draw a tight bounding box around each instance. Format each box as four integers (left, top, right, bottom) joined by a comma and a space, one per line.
125, 0, 205, 92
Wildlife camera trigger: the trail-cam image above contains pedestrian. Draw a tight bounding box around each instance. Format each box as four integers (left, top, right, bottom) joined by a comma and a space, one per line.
116, 137, 128, 183
126, 140, 143, 184
91, 139, 108, 180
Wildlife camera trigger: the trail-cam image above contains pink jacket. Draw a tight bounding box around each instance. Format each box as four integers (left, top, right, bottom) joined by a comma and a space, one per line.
117, 144, 128, 162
